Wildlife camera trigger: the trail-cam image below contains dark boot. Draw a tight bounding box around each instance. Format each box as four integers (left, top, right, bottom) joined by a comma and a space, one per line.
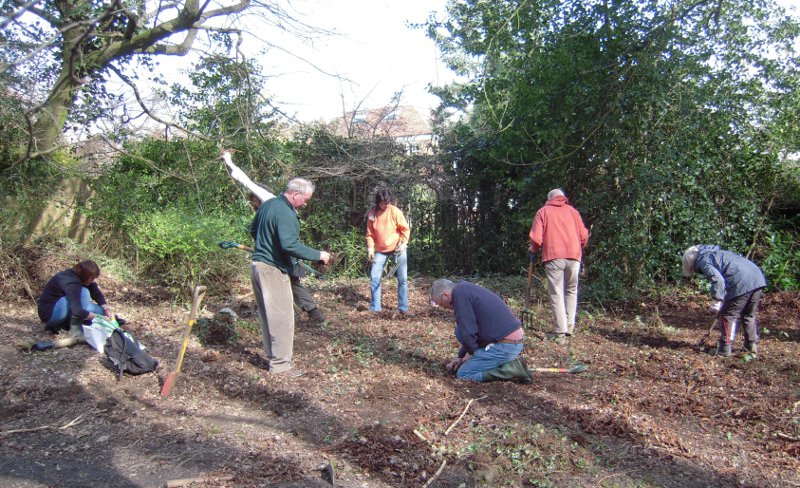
745, 342, 758, 354
714, 343, 732, 357
307, 308, 326, 325
68, 316, 84, 340
481, 358, 533, 384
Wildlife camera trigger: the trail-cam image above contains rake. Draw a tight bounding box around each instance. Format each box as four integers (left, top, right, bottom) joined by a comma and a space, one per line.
696, 313, 720, 348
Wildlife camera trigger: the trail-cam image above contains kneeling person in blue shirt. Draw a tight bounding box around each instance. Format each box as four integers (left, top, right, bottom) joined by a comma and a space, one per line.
430, 279, 532, 383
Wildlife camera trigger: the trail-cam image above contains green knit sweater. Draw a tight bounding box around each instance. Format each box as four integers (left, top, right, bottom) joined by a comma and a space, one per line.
250, 194, 321, 274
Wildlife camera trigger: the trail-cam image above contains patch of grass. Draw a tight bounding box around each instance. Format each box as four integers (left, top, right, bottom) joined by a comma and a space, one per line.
448, 422, 597, 486
238, 319, 260, 335
353, 340, 374, 366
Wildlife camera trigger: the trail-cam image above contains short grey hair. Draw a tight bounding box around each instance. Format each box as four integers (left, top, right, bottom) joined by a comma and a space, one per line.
430, 279, 455, 303
547, 188, 565, 200
286, 178, 315, 195
682, 245, 699, 278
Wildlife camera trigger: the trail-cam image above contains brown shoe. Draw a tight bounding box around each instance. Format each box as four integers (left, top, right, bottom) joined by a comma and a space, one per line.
399, 310, 414, 318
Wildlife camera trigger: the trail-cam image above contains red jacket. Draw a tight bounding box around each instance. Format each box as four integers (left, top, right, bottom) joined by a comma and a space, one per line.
529, 196, 589, 262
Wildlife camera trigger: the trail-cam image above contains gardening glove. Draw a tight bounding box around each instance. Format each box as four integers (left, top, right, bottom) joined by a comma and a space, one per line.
710, 300, 722, 313
395, 242, 407, 255
319, 251, 331, 265
368, 248, 375, 262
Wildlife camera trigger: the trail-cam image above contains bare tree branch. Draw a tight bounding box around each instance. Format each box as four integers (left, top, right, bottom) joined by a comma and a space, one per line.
106, 64, 211, 141
3, 0, 44, 30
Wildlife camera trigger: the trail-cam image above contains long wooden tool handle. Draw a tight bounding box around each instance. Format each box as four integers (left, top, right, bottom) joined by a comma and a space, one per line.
174, 286, 207, 372
525, 260, 534, 308
530, 367, 568, 373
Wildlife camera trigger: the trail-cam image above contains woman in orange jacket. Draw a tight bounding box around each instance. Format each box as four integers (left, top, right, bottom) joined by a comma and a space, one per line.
366, 189, 411, 314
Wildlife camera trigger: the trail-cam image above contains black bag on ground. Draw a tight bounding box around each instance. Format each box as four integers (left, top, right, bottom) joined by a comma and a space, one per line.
104, 328, 159, 379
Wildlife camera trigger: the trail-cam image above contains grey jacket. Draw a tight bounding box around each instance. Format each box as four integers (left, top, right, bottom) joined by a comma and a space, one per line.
694, 245, 767, 301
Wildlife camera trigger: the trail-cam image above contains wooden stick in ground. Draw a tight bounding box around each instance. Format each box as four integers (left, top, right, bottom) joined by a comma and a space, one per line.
444, 395, 487, 436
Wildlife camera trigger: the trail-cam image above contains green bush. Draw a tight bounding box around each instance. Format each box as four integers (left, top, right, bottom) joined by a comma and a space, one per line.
761, 229, 800, 291
130, 209, 250, 295
322, 227, 369, 278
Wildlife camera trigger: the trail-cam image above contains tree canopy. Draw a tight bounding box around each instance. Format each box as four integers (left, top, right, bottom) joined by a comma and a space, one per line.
425, 0, 800, 295
0, 0, 306, 165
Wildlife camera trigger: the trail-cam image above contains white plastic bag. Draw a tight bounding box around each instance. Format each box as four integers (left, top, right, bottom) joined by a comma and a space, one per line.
82, 316, 120, 353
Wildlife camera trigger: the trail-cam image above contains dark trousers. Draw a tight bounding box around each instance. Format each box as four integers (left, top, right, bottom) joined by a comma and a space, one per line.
720, 288, 764, 346
290, 275, 317, 313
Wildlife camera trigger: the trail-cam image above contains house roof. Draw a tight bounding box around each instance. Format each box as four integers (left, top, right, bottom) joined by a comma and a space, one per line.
330, 105, 431, 139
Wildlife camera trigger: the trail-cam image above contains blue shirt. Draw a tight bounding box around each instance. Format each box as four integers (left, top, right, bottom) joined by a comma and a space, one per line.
452, 281, 522, 357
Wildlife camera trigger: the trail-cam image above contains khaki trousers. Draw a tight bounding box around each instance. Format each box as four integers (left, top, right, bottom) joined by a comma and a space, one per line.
251, 262, 295, 373
544, 258, 582, 334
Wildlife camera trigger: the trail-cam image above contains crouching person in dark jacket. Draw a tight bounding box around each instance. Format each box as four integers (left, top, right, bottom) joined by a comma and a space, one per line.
37, 260, 113, 339
682, 245, 767, 356
430, 279, 532, 383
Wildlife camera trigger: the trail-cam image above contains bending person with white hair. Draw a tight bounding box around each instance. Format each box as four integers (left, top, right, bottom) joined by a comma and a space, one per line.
682, 245, 766, 356
528, 189, 589, 344
430, 279, 532, 383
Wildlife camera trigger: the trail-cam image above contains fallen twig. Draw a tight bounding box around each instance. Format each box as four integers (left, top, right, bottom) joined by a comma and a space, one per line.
167, 472, 234, 487
0, 409, 106, 436
422, 459, 447, 488
444, 395, 487, 436
413, 429, 427, 442
776, 432, 800, 442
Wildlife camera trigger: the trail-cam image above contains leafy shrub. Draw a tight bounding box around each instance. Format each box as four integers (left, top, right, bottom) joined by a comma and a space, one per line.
760, 229, 800, 291
130, 209, 250, 295
321, 228, 369, 278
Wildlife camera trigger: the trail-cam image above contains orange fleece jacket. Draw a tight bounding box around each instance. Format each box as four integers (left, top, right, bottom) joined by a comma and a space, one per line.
529, 196, 589, 262
366, 204, 410, 253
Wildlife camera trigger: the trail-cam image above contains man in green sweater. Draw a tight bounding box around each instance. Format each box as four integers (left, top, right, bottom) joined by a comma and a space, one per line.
251, 178, 330, 376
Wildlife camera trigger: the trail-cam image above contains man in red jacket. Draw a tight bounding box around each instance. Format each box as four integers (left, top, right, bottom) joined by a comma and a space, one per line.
529, 189, 589, 344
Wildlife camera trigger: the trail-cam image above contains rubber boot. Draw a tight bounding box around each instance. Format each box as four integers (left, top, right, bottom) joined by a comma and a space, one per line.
481, 358, 533, 384
307, 308, 326, 325
714, 343, 732, 357
68, 316, 85, 340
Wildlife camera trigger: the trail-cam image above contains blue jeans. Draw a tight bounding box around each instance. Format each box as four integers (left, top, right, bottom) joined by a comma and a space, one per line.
370, 251, 408, 312
46, 287, 105, 328
457, 342, 524, 382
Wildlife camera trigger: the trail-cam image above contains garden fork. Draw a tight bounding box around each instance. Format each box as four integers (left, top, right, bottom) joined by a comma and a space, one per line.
519, 253, 536, 328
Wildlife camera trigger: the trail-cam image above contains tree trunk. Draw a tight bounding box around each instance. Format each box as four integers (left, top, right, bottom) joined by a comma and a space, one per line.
31, 71, 83, 156
30, 28, 86, 157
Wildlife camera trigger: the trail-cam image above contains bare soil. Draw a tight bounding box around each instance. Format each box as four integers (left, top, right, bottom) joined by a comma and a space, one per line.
1, 263, 798, 487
